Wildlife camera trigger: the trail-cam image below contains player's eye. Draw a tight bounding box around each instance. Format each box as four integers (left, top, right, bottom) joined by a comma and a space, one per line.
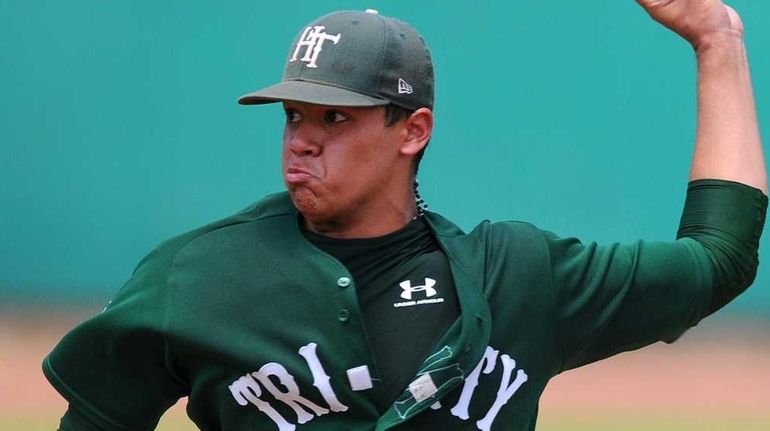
323, 110, 347, 124
284, 108, 301, 123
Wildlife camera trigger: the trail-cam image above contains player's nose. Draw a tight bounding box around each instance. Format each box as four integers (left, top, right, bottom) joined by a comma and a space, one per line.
285, 122, 321, 157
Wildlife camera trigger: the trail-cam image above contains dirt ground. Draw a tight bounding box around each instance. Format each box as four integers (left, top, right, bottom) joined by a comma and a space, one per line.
2, 306, 768, 430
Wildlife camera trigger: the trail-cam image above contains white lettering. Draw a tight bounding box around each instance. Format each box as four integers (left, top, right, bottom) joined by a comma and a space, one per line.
393, 298, 444, 308
289, 27, 313, 62
475, 354, 528, 431
253, 362, 330, 424
450, 346, 499, 420
417, 298, 444, 305
228, 374, 295, 431
288, 26, 341, 68
298, 343, 349, 413
229, 342, 530, 430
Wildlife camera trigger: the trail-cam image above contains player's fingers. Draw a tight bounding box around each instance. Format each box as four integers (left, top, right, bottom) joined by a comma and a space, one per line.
724, 5, 744, 33
634, 0, 675, 13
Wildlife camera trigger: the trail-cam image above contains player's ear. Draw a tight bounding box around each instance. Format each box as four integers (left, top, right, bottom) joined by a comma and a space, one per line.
399, 108, 433, 156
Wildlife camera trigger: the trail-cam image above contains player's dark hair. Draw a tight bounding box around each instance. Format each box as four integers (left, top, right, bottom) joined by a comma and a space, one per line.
384, 104, 427, 175
384, 103, 413, 127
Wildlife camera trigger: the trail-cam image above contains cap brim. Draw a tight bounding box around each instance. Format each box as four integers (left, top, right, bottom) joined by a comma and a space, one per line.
238, 80, 389, 107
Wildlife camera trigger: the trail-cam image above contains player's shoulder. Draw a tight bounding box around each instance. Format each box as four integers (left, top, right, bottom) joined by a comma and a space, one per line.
482, 220, 556, 260
474, 218, 553, 247
486, 219, 549, 238
134, 192, 295, 270
426, 212, 554, 257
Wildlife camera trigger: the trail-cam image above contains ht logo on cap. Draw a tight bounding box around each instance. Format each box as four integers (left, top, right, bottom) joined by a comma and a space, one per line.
289, 26, 341, 68
399, 278, 437, 300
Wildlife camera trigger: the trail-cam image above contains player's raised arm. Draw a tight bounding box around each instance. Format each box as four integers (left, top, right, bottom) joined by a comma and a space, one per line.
636, 0, 767, 192
627, 1, 768, 316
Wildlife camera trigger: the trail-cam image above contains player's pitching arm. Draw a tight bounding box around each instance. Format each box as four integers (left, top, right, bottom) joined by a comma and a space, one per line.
554, 1, 767, 370
637, 0, 768, 315
636, 0, 767, 192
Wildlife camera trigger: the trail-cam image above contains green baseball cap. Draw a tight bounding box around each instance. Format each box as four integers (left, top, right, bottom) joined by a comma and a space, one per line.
238, 9, 434, 110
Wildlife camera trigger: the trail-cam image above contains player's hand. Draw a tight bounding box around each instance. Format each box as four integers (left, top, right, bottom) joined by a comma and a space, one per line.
635, 0, 744, 51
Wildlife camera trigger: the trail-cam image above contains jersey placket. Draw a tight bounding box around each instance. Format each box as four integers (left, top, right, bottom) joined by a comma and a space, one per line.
374, 213, 493, 430
293, 223, 394, 411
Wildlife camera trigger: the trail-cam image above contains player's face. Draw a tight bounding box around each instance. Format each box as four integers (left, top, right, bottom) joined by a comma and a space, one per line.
282, 101, 404, 225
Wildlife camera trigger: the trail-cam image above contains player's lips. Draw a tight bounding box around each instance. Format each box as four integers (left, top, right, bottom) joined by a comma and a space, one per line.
284, 167, 316, 184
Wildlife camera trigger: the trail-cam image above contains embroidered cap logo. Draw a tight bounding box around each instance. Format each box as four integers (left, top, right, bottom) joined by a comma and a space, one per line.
289, 26, 342, 68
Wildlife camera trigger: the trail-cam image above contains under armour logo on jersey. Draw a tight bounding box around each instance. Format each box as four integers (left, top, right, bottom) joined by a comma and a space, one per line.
399, 277, 437, 300
398, 78, 414, 95
289, 26, 342, 68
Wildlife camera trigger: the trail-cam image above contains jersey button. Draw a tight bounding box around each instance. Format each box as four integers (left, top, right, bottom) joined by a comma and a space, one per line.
337, 309, 350, 323
337, 277, 351, 288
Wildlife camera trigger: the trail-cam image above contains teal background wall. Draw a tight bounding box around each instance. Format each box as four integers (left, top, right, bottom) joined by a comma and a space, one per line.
2, 1, 769, 317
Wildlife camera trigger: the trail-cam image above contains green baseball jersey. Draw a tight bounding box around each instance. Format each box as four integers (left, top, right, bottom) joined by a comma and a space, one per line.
303, 217, 461, 407
45, 191, 718, 431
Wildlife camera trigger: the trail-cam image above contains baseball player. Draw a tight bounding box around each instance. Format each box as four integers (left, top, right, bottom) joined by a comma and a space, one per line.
44, 1, 766, 430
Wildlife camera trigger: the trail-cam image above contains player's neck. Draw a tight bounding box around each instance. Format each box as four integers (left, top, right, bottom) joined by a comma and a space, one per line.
303, 194, 419, 239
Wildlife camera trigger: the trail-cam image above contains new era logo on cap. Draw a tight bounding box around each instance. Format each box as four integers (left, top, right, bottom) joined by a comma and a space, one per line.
398, 78, 414, 95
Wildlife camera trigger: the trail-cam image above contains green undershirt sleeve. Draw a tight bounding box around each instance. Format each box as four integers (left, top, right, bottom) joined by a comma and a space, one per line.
551, 178, 767, 371
677, 179, 768, 315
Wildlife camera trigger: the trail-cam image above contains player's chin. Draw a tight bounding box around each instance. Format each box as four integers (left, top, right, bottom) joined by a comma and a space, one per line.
288, 187, 327, 219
